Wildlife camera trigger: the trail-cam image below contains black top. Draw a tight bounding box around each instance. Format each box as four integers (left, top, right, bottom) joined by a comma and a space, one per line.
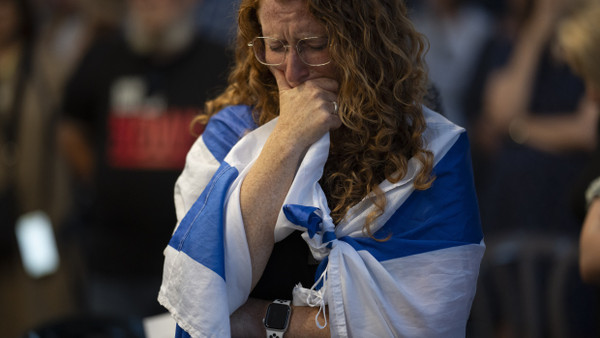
250, 231, 319, 300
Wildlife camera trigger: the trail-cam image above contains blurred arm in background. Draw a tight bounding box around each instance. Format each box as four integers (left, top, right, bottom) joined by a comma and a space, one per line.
475, 0, 597, 154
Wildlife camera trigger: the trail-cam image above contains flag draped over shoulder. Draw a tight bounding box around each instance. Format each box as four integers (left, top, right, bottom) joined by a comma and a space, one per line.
158, 105, 485, 338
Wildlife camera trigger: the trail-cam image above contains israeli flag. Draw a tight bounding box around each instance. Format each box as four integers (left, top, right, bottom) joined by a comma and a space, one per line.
158, 105, 484, 337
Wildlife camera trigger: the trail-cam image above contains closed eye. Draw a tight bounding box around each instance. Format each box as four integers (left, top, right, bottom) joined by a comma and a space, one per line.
299, 38, 329, 51
267, 42, 286, 53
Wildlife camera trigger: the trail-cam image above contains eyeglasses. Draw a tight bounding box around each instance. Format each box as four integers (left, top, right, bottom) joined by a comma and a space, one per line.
248, 36, 332, 67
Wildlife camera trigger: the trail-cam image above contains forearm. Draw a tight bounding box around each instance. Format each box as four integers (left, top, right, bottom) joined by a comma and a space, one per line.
580, 199, 600, 284
230, 298, 330, 338
240, 130, 306, 288
240, 70, 340, 289
512, 113, 597, 153
483, 4, 557, 130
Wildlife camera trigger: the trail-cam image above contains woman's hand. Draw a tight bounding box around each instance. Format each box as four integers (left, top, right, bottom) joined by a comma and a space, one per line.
271, 67, 342, 153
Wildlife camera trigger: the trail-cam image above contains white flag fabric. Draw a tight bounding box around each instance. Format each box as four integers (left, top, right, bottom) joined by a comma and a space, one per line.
158, 105, 485, 337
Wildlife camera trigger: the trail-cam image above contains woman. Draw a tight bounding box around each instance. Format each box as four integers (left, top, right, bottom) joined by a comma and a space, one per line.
159, 0, 484, 336
557, 0, 600, 285
465, 0, 593, 236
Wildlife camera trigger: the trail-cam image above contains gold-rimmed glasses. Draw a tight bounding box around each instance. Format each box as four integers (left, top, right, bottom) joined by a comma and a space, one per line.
248, 36, 332, 67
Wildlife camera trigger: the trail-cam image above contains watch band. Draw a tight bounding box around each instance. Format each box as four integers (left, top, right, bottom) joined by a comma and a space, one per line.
266, 327, 285, 338
586, 177, 600, 209
264, 299, 292, 338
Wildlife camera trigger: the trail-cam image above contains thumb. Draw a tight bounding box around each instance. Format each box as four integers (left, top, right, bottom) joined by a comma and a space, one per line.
271, 68, 291, 92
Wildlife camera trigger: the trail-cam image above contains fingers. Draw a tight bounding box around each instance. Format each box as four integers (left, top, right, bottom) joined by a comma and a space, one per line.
270, 68, 341, 140
271, 67, 338, 94
306, 77, 339, 94
270, 67, 339, 115
271, 68, 291, 92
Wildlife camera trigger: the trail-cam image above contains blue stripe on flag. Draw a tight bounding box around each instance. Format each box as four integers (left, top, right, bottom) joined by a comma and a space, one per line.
203, 105, 258, 162
168, 162, 239, 280
175, 325, 190, 338
283, 205, 321, 238
314, 256, 329, 290
340, 132, 483, 261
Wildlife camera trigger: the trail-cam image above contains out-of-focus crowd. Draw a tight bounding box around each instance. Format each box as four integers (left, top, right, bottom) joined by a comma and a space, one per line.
1, 0, 600, 337
0, 0, 237, 336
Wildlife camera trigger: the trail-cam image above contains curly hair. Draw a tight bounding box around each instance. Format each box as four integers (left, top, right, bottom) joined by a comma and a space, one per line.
201, 0, 434, 236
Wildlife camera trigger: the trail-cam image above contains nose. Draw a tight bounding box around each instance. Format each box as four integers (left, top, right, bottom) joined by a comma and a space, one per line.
282, 48, 310, 88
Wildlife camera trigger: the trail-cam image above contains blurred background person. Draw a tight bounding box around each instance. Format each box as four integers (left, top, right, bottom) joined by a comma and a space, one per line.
58, 0, 231, 320
465, 0, 594, 237
1, 0, 37, 255
463, 0, 599, 336
410, 0, 493, 126
0, 0, 83, 336
34, 0, 123, 113
557, 0, 600, 285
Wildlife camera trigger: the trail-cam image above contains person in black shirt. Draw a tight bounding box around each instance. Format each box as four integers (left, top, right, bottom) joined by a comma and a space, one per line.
59, 0, 231, 318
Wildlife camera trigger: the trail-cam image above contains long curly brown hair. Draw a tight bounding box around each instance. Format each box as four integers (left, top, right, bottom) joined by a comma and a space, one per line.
201, 0, 434, 236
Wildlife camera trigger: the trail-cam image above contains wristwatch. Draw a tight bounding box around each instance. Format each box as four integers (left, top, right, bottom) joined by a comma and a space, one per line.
263, 299, 292, 338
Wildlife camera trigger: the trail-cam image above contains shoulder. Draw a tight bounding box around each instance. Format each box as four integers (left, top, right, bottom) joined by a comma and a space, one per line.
361, 108, 481, 255
65, 33, 127, 93
191, 36, 230, 58
202, 105, 258, 162
79, 33, 129, 69
187, 36, 232, 75
420, 107, 479, 231
421, 106, 468, 163
206, 105, 257, 135
62, 33, 129, 118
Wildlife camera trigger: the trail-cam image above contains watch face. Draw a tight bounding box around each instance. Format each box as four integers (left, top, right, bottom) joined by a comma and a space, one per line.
264, 303, 291, 330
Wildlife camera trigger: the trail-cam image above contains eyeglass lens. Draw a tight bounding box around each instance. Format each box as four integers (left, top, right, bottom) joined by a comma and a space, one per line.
252, 37, 331, 66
